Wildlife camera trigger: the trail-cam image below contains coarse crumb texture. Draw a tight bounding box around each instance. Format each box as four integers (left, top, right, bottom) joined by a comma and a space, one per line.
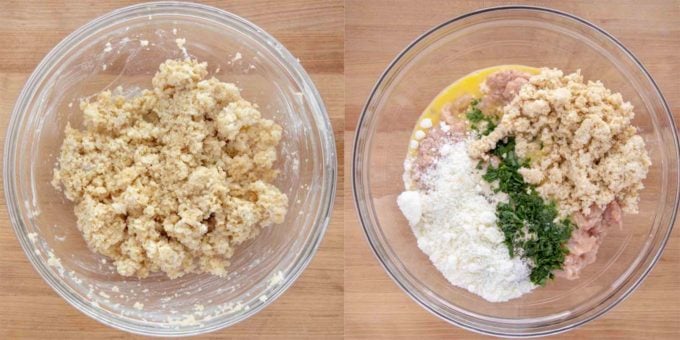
52, 59, 288, 279
469, 68, 651, 216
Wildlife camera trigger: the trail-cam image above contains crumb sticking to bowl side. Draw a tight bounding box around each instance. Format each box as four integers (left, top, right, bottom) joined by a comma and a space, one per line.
52, 58, 289, 279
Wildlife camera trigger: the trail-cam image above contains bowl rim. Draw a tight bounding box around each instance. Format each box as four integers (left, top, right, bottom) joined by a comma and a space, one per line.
3, 1, 337, 336
351, 5, 679, 338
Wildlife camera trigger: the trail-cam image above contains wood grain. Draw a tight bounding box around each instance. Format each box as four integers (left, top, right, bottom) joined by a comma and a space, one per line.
3, 0, 680, 338
0, 1, 343, 339
345, 0, 680, 339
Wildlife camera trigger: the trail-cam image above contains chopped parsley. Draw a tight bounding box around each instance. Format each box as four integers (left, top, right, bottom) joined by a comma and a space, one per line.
465, 98, 496, 135
482, 138, 573, 286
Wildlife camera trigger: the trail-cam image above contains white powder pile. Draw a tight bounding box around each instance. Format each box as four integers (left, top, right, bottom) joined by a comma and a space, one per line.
397, 137, 535, 302
396, 191, 422, 226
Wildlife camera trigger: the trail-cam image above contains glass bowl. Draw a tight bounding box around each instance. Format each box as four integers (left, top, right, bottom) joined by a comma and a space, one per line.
352, 6, 678, 337
4, 1, 336, 336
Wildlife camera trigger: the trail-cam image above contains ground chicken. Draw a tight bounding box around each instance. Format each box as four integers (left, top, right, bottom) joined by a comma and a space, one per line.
479, 70, 531, 114
556, 201, 622, 279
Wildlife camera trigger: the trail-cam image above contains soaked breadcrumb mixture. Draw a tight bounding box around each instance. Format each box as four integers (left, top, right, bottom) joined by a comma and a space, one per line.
52, 59, 288, 279
470, 69, 650, 217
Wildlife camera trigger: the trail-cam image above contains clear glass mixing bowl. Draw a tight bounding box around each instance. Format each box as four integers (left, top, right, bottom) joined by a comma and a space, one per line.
352, 6, 678, 337
4, 1, 336, 336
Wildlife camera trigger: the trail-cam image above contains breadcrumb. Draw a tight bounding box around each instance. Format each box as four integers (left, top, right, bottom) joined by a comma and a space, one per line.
52, 59, 288, 279
469, 68, 650, 216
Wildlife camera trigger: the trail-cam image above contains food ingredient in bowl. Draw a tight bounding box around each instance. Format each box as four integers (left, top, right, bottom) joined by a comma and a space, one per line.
398, 136, 535, 302
396, 191, 422, 226
469, 68, 650, 217
558, 200, 622, 279
470, 68, 650, 281
398, 66, 650, 301
52, 58, 288, 279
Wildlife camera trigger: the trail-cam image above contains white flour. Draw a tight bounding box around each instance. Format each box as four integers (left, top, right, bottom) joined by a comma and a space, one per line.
396, 191, 422, 226
398, 137, 535, 302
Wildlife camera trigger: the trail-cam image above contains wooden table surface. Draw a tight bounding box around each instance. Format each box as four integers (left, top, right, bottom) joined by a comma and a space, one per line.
0, 1, 343, 338
345, 0, 680, 339
1, 0, 679, 339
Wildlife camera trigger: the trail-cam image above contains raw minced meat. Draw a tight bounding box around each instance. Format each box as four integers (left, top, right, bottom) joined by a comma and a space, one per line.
410, 126, 463, 189
479, 69, 530, 113
52, 58, 288, 279
556, 200, 622, 279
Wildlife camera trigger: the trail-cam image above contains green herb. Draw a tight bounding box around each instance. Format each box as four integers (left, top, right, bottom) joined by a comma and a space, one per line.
465, 98, 496, 135
465, 99, 485, 121
483, 138, 573, 286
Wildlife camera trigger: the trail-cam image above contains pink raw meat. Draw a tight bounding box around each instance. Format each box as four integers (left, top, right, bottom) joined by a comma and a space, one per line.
556, 201, 623, 280
479, 70, 530, 113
